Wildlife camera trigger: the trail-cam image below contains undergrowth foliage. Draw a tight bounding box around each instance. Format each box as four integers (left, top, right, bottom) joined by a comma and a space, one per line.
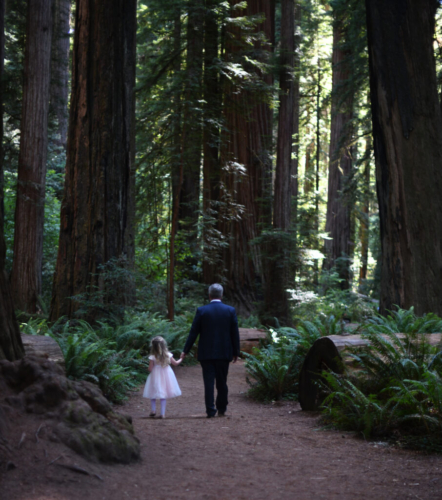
21, 312, 192, 404
321, 308, 442, 452
244, 319, 325, 401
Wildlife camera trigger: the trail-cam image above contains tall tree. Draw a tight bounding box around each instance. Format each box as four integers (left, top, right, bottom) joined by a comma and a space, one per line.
264, 0, 296, 325
177, 0, 204, 279
11, 0, 53, 313
219, 0, 274, 315
49, 0, 72, 151
358, 134, 371, 287
202, 0, 222, 284
50, 0, 137, 321
365, 0, 442, 315
324, 12, 353, 289
0, 0, 23, 361
168, 6, 183, 321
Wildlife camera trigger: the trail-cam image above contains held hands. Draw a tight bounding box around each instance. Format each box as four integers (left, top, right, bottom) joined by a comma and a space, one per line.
180, 352, 186, 360
170, 356, 183, 367
232, 356, 238, 363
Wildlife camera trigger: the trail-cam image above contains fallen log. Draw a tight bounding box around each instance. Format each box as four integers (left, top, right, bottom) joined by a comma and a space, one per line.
298, 333, 442, 411
239, 328, 267, 355
21, 334, 65, 369
326, 333, 442, 352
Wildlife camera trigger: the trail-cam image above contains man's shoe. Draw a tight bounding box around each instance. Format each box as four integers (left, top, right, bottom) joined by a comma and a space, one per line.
207, 414, 216, 418
218, 412, 225, 417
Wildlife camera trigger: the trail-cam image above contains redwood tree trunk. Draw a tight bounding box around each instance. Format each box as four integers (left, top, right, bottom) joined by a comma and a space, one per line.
49, 0, 71, 151
168, 9, 182, 319
366, 0, 442, 315
178, 0, 204, 279
324, 18, 353, 290
0, 0, 23, 361
11, 0, 53, 313
50, 0, 137, 321
219, 0, 274, 315
359, 136, 371, 286
292, 2, 301, 203
202, 0, 221, 284
264, 0, 296, 325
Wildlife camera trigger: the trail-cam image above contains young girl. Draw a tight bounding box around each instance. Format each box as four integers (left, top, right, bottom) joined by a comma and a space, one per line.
143, 336, 182, 418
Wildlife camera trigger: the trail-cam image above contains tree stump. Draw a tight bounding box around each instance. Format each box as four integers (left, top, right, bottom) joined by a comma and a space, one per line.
298, 337, 344, 411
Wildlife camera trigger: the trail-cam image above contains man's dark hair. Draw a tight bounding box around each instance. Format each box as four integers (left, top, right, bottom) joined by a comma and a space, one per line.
208, 283, 223, 299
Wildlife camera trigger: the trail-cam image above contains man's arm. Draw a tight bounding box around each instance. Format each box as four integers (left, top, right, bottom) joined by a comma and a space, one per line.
181, 308, 202, 358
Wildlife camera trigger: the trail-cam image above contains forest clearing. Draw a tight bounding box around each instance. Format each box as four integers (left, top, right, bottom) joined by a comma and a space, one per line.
2, 361, 442, 500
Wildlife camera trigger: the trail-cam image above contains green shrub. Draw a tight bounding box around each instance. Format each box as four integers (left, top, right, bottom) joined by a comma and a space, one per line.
321, 317, 442, 452
364, 307, 442, 334
290, 287, 377, 325
20, 312, 193, 404
244, 321, 322, 401
244, 341, 303, 401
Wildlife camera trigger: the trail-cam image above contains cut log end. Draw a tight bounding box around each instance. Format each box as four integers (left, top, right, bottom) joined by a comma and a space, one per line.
298, 337, 344, 411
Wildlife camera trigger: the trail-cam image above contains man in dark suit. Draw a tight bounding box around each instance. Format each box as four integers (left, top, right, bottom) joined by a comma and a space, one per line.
180, 283, 240, 418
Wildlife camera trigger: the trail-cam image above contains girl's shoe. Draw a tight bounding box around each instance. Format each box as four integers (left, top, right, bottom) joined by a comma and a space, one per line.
158, 415, 165, 419
149, 412, 156, 417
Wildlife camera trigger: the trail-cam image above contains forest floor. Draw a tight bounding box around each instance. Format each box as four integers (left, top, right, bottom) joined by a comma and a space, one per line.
2, 360, 442, 500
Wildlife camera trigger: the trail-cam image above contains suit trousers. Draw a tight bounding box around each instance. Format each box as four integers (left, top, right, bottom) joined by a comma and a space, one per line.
200, 360, 230, 416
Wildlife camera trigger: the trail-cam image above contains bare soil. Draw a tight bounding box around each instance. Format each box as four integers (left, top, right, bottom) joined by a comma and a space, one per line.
2, 360, 442, 499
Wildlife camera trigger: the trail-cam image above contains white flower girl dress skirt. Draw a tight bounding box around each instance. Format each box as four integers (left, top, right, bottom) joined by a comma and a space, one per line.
143, 354, 182, 399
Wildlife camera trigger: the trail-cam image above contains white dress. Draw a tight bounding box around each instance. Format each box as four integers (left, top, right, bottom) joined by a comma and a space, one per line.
143, 353, 182, 399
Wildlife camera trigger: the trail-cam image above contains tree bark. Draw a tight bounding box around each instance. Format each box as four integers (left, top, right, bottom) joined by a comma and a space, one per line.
177, 0, 204, 280
303, 138, 315, 195
358, 135, 371, 286
291, 2, 301, 204
0, 0, 23, 361
168, 8, 182, 320
324, 19, 353, 289
0, 0, 3, 227
219, 0, 274, 315
202, 0, 222, 284
264, 0, 296, 325
273, 0, 295, 233
365, 0, 442, 315
11, 0, 53, 314
49, 0, 71, 151
50, 0, 137, 321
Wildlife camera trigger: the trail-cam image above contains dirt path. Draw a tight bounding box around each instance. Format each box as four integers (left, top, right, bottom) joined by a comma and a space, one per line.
3, 361, 442, 499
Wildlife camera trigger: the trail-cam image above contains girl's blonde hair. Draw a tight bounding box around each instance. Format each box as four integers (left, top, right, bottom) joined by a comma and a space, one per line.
150, 336, 171, 367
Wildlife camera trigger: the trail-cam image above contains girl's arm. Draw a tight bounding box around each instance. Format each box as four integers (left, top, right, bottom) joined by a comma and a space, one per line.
170, 357, 182, 367
148, 359, 154, 372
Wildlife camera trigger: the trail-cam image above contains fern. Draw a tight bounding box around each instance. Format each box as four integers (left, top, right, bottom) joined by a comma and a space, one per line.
19, 311, 194, 404
321, 313, 442, 451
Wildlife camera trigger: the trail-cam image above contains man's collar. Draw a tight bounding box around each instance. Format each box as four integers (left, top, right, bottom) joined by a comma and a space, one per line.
210, 299, 222, 302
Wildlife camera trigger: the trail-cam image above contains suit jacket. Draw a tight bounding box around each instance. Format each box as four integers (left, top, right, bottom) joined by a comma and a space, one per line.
183, 301, 240, 361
